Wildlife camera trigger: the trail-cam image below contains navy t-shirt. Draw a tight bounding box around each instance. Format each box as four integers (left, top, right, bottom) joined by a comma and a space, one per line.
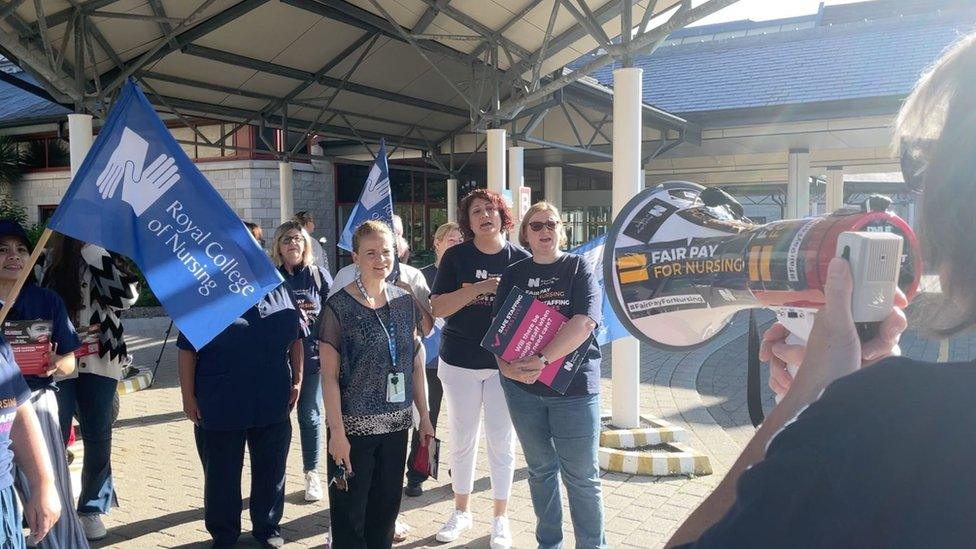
281, 265, 329, 375
5, 284, 81, 391
494, 254, 602, 396
431, 240, 529, 370
0, 340, 31, 490
685, 357, 976, 548
177, 285, 305, 431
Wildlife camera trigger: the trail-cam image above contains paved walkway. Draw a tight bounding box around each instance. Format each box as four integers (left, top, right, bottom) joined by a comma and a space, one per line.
89, 310, 974, 548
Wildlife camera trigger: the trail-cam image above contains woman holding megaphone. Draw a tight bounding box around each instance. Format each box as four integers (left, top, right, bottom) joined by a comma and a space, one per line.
669, 32, 976, 548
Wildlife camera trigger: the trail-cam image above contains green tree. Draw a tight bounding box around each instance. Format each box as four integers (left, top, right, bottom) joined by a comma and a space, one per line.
0, 136, 24, 187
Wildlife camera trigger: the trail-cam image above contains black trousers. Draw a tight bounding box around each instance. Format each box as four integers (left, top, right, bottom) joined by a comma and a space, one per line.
194, 419, 291, 546
328, 429, 408, 549
406, 371, 443, 485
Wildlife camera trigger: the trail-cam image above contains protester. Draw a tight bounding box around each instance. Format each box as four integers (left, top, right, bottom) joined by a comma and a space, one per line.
270, 221, 331, 502
404, 222, 462, 498
294, 212, 330, 275
178, 284, 305, 548
665, 33, 976, 549
38, 235, 138, 541
430, 189, 529, 548
0, 339, 61, 548
319, 220, 434, 548
245, 222, 266, 250
494, 203, 606, 548
0, 221, 88, 548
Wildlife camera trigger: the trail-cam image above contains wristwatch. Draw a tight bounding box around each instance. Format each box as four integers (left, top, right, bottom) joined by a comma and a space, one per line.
536, 352, 550, 366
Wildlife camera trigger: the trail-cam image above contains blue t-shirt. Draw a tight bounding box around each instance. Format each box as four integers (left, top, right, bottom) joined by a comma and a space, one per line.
280, 265, 329, 375
494, 253, 602, 396
0, 340, 31, 490
420, 264, 439, 369
177, 285, 305, 431
5, 284, 81, 391
431, 241, 529, 370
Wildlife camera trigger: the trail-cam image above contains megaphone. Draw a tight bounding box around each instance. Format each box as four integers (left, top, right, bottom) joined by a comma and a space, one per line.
604, 181, 922, 350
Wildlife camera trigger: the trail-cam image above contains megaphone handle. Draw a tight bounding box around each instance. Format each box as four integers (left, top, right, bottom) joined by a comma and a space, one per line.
784, 332, 806, 379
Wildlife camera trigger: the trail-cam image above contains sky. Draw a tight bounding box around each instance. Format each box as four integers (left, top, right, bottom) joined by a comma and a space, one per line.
692, 0, 878, 26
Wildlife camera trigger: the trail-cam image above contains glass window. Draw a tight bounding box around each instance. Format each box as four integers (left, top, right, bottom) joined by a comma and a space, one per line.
390, 169, 413, 203
336, 164, 370, 203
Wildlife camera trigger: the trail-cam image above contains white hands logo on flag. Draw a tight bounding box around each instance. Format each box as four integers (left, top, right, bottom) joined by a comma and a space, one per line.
95, 127, 180, 215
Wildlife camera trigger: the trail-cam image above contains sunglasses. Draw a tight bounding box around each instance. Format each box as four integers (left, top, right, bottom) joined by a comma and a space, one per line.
900, 137, 933, 193
329, 464, 354, 492
528, 221, 560, 232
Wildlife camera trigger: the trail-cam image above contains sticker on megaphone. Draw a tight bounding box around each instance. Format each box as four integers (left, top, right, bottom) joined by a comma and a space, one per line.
604, 181, 921, 350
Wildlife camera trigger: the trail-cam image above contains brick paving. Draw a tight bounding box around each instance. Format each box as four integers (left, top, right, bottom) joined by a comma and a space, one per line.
89, 310, 976, 548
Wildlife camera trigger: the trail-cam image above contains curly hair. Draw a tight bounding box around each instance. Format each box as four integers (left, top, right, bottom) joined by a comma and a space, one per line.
457, 189, 514, 239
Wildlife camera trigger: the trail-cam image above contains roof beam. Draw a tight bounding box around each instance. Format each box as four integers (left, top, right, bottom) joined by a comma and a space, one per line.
412, 0, 449, 34
415, 0, 532, 60
24, 0, 121, 36
156, 95, 432, 149
470, 0, 547, 59
95, 0, 269, 91
181, 44, 470, 118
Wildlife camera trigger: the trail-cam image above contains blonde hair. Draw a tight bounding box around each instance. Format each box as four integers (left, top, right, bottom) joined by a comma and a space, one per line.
352, 220, 394, 252
433, 222, 461, 243
270, 220, 313, 268
518, 201, 567, 249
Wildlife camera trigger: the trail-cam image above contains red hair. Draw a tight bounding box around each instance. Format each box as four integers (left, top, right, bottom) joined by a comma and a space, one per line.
457, 189, 514, 239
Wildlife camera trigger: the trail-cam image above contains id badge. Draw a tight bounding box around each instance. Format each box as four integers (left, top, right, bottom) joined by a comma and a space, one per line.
386, 372, 406, 403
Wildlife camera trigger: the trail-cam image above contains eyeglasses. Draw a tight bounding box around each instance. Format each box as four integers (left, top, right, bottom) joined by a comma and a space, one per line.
528, 221, 560, 232
329, 464, 354, 492
281, 236, 304, 245
900, 137, 932, 194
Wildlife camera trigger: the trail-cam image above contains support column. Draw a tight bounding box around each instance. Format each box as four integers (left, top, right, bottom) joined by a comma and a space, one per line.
447, 178, 458, 222
279, 161, 294, 223
509, 147, 525, 235
787, 149, 810, 219
68, 113, 93, 178
544, 166, 563, 210
825, 167, 845, 213
486, 129, 507, 195
611, 67, 643, 429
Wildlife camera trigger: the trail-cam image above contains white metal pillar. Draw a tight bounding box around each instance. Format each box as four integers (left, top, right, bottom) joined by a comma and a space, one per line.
787, 149, 810, 219
509, 147, 525, 235
544, 166, 563, 210
68, 114, 93, 178
447, 178, 458, 223
825, 167, 845, 213
279, 161, 294, 223
487, 129, 507, 195
611, 67, 643, 429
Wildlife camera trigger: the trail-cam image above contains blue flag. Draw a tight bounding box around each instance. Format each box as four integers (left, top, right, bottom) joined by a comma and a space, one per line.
571, 235, 628, 346
422, 317, 445, 366
338, 139, 394, 252
48, 80, 283, 349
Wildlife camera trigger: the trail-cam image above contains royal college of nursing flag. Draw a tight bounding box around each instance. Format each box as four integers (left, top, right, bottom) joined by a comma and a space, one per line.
571, 234, 628, 346
337, 139, 394, 252
48, 80, 284, 349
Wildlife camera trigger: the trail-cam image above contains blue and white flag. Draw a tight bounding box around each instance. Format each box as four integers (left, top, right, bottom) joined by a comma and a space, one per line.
422, 317, 445, 366
48, 80, 283, 349
571, 235, 628, 346
337, 139, 394, 252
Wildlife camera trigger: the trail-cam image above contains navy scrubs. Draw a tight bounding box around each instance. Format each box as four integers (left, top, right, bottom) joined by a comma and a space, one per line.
177, 285, 305, 546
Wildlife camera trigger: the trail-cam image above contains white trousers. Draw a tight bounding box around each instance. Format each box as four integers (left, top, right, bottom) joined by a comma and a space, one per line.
437, 361, 515, 501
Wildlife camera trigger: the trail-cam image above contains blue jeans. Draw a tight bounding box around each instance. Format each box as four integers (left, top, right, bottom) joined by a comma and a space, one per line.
297, 370, 323, 472
500, 377, 606, 549
56, 373, 118, 515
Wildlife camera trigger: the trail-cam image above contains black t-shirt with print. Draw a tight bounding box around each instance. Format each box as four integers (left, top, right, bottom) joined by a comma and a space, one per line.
431, 240, 529, 370
494, 253, 602, 396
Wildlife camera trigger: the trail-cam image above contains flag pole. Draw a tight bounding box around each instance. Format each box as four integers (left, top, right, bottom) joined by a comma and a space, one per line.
0, 228, 54, 326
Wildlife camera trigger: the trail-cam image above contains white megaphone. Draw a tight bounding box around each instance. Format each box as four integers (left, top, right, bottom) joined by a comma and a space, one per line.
603, 181, 921, 355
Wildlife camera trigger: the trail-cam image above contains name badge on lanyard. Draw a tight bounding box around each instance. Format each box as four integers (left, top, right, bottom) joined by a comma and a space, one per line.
355, 275, 405, 404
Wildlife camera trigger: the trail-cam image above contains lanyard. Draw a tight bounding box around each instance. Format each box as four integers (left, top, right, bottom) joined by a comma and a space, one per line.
355, 274, 398, 370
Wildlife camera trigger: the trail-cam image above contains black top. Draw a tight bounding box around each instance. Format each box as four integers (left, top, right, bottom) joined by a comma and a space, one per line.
280, 265, 330, 374
685, 357, 976, 548
494, 254, 602, 396
5, 284, 81, 391
420, 264, 437, 291
319, 286, 420, 436
431, 240, 529, 370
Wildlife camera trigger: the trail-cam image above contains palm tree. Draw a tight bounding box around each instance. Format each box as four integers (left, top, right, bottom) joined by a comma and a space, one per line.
0, 136, 23, 186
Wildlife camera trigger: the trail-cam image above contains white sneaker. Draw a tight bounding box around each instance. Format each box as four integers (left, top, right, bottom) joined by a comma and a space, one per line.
435, 509, 472, 543
489, 516, 512, 549
80, 514, 107, 541
304, 470, 323, 502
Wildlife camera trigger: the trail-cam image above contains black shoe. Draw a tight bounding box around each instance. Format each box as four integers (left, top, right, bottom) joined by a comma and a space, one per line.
404, 481, 423, 497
